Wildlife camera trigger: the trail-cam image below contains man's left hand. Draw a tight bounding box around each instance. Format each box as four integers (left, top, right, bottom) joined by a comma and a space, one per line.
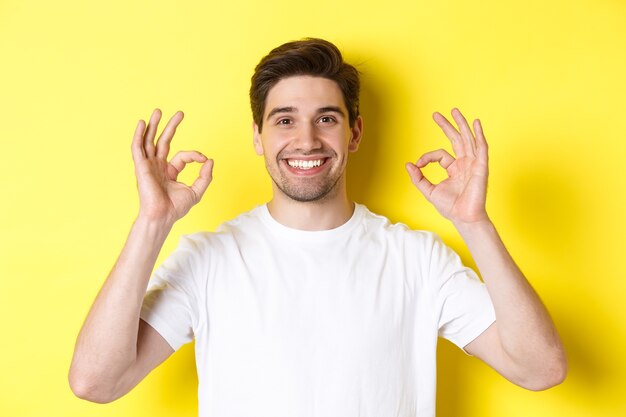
406, 108, 490, 225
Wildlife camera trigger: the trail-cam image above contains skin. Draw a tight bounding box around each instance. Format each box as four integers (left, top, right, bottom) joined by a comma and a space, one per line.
69, 75, 566, 404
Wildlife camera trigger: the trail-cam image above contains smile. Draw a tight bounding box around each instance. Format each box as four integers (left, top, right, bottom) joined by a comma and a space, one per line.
286, 159, 325, 170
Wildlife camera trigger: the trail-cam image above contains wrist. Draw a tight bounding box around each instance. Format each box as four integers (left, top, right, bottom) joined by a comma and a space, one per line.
453, 216, 496, 238
136, 208, 177, 229
132, 214, 174, 241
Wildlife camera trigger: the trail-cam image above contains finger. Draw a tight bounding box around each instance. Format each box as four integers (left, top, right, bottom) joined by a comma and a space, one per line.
156, 111, 184, 159
168, 151, 208, 179
451, 108, 477, 156
416, 149, 455, 170
131, 119, 147, 162
433, 112, 465, 157
473, 119, 488, 160
405, 162, 435, 199
144, 109, 162, 157
190, 159, 214, 201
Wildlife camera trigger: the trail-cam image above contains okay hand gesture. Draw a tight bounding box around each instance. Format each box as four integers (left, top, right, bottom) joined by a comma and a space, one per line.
131, 109, 213, 226
406, 108, 489, 226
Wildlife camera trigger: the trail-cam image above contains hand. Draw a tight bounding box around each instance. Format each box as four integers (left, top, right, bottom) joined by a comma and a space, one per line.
405, 108, 489, 225
131, 109, 213, 225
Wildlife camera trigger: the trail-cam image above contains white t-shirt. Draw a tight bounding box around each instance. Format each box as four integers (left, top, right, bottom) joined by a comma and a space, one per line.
140, 203, 495, 417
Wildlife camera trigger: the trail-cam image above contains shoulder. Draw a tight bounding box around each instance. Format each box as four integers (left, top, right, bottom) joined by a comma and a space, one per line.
355, 205, 454, 284
357, 204, 440, 247
214, 205, 266, 234
175, 205, 266, 252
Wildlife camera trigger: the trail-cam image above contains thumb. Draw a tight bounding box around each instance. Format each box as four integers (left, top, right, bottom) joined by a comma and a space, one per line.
190, 159, 214, 201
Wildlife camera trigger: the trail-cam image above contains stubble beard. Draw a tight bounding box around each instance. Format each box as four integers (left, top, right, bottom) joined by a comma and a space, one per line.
266, 153, 345, 203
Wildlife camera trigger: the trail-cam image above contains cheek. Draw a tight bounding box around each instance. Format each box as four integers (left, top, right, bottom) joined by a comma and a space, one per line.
264, 132, 294, 153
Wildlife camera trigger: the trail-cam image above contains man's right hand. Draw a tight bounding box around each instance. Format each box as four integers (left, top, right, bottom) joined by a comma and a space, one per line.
132, 109, 213, 225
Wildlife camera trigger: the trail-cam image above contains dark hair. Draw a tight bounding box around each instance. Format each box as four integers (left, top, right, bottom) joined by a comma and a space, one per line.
250, 38, 360, 132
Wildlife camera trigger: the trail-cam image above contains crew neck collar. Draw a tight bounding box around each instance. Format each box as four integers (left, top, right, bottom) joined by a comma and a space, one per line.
257, 202, 364, 242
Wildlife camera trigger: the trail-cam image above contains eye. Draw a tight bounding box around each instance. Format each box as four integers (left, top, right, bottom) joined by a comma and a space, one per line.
277, 118, 292, 126
318, 116, 336, 124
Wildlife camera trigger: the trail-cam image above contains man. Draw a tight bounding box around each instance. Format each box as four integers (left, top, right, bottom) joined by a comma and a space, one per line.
69, 38, 566, 416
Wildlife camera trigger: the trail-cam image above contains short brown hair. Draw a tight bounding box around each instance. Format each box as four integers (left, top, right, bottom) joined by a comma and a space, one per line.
250, 38, 360, 132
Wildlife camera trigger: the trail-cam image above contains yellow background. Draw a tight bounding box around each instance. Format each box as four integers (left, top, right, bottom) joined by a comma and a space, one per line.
1, 0, 624, 415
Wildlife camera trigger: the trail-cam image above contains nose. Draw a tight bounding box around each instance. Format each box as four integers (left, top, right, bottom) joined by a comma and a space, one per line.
292, 122, 322, 152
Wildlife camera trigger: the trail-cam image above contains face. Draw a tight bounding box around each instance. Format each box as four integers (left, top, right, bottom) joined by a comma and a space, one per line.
253, 76, 363, 203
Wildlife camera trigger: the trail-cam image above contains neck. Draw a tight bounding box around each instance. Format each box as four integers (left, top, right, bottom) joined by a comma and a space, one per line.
267, 181, 354, 231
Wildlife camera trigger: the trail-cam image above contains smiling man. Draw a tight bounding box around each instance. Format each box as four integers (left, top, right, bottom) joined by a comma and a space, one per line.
253, 75, 362, 229
69, 38, 567, 416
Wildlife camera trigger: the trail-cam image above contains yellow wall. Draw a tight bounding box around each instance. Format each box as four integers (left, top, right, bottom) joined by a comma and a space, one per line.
1, 0, 624, 415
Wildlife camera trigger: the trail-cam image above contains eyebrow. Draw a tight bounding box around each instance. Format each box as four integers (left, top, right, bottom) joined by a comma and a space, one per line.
318, 106, 345, 117
266, 106, 296, 121
265, 106, 346, 121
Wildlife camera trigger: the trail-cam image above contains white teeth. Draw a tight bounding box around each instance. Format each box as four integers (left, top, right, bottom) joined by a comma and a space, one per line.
287, 159, 323, 169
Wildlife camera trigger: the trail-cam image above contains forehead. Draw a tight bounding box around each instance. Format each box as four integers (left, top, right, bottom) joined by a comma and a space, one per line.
264, 76, 346, 116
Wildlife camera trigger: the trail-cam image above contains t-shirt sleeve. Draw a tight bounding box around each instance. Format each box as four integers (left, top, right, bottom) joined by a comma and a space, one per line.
140, 235, 204, 351
427, 233, 496, 352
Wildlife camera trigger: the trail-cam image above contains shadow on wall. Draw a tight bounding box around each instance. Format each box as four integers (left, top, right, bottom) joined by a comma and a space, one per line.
346, 58, 420, 217
346, 70, 386, 207
152, 342, 198, 413
500, 143, 613, 405
503, 161, 583, 256
436, 136, 599, 412
456, 129, 612, 410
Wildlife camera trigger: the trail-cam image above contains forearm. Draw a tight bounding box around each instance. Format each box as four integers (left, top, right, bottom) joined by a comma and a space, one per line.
69, 216, 172, 395
455, 219, 566, 381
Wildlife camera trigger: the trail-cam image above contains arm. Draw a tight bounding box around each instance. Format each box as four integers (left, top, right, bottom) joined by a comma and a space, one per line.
405, 108, 566, 390
68, 109, 213, 403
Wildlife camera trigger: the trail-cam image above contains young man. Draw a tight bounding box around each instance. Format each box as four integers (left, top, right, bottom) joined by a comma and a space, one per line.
69, 39, 566, 416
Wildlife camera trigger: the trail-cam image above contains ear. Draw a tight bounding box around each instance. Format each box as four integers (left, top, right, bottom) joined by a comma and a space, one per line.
348, 116, 364, 152
252, 122, 264, 155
